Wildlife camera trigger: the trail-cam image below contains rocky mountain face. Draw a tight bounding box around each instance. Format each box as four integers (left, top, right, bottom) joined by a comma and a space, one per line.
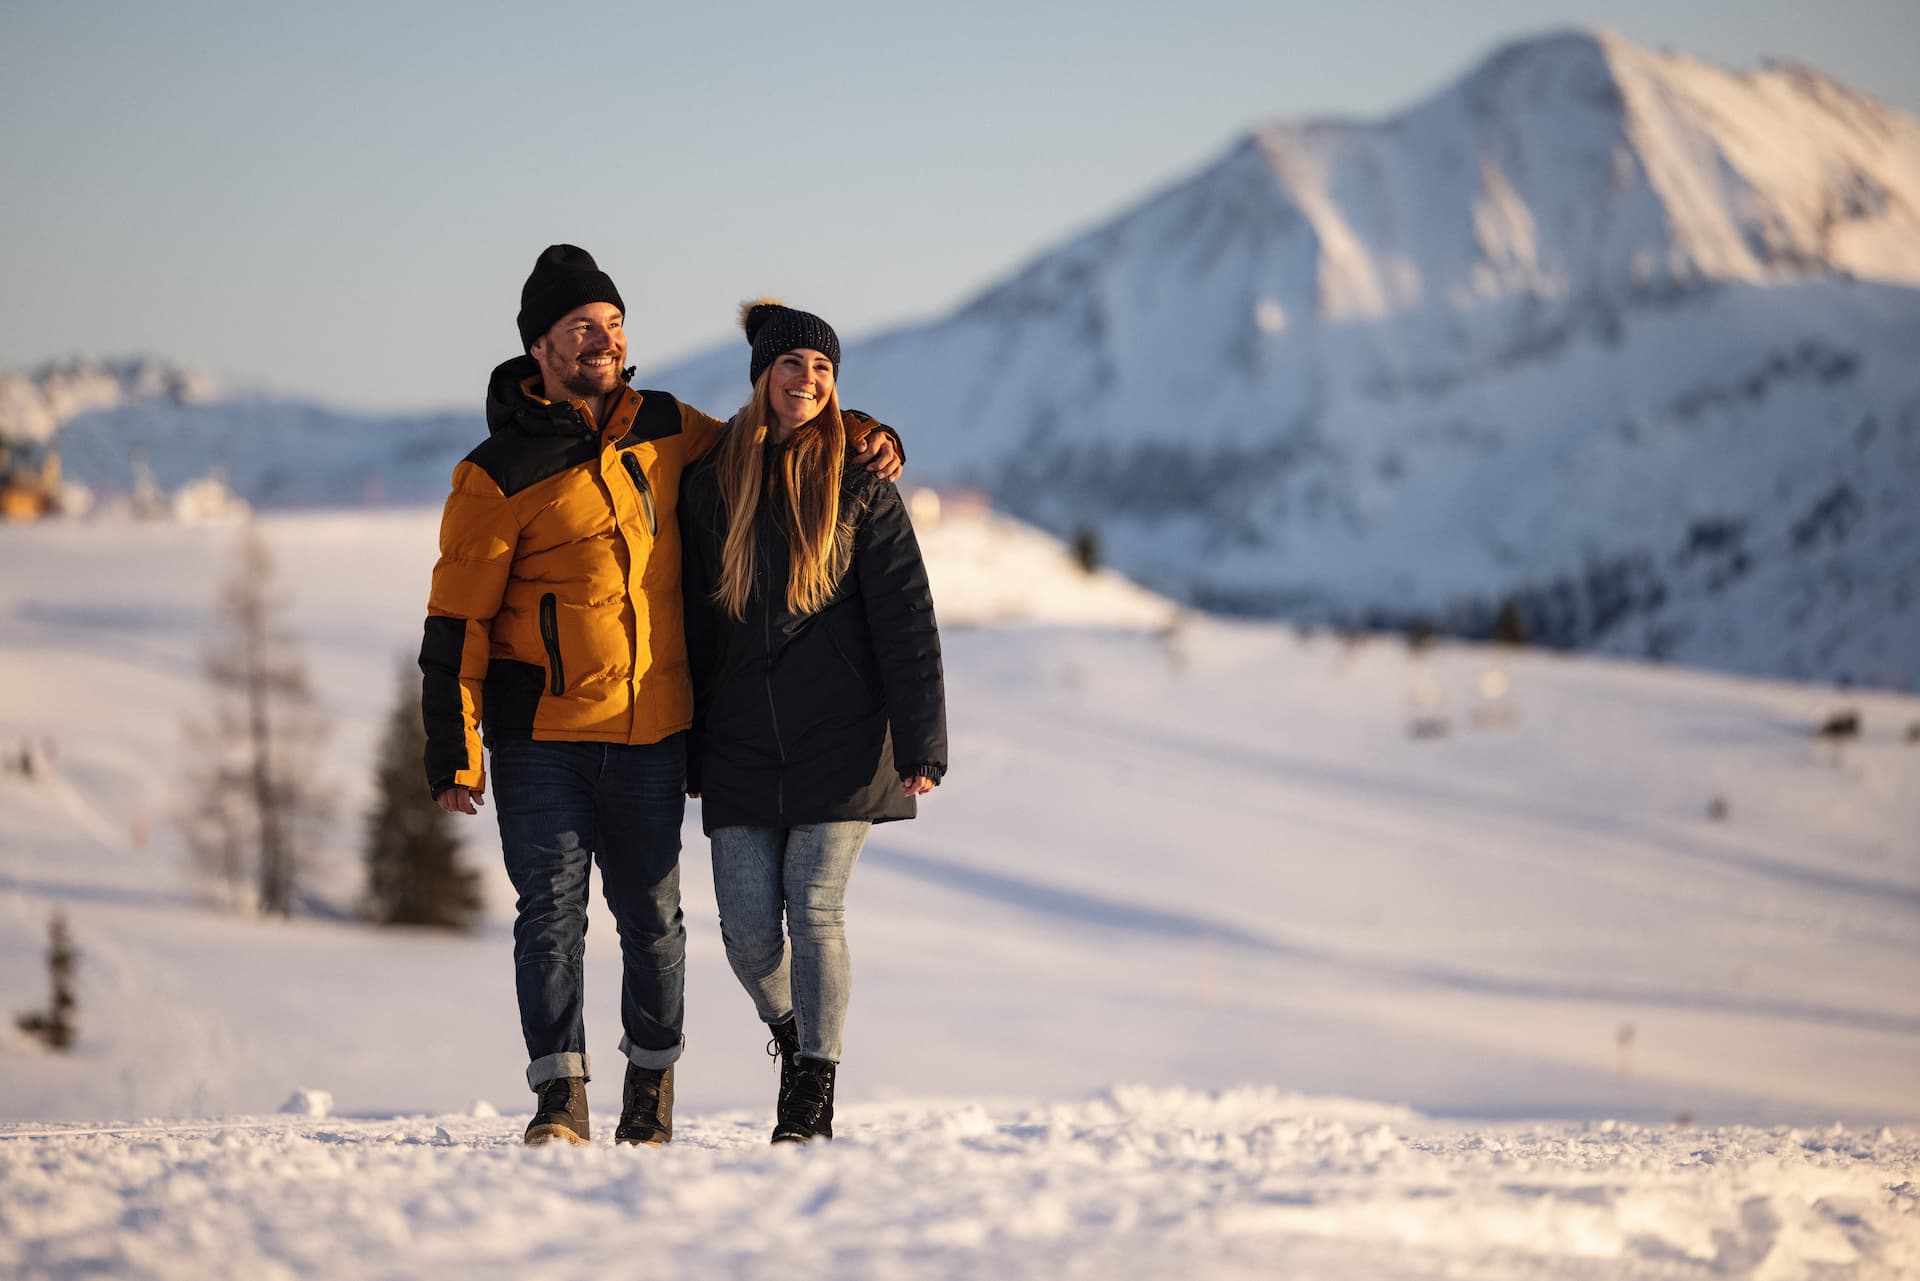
647, 29, 1920, 687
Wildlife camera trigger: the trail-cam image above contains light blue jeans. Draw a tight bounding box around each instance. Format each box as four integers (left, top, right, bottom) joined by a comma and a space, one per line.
709, 822, 870, 1063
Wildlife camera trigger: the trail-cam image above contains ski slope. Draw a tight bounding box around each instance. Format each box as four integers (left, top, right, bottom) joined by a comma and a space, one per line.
2, 507, 1917, 1279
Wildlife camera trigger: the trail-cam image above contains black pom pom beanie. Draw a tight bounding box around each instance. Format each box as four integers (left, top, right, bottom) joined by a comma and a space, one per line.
518, 245, 625, 351
741, 299, 840, 384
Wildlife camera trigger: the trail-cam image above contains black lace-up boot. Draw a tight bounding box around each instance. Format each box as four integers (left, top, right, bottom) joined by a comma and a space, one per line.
614, 1063, 674, 1146
524, 1076, 589, 1146
767, 1018, 800, 1106
771, 1056, 835, 1144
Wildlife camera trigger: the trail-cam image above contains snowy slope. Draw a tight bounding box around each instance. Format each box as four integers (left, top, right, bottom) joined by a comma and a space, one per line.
2, 507, 1918, 1277
646, 29, 1920, 687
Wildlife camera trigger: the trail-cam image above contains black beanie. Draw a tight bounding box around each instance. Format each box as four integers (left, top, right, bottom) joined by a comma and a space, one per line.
741, 299, 840, 384
517, 245, 625, 351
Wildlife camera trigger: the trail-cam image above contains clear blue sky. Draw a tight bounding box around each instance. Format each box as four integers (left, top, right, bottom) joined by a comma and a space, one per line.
2, 0, 1914, 411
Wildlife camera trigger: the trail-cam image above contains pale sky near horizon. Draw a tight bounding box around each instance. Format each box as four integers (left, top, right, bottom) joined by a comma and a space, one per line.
2, 0, 1915, 412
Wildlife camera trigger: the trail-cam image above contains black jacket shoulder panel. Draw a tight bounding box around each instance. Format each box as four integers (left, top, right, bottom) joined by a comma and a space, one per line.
614, 391, 686, 448
470, 352, 624, 496
462, 430, 603, 499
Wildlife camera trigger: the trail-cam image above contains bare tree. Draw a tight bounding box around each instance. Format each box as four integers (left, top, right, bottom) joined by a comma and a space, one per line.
178, 522, 331, 916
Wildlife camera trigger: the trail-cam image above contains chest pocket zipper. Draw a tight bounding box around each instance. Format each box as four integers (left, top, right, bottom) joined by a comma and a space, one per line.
619, 452, 658, 536
538, 593, 565, 696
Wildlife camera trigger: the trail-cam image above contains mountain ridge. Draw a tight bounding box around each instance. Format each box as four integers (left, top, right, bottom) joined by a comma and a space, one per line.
14, 29, 1919, 686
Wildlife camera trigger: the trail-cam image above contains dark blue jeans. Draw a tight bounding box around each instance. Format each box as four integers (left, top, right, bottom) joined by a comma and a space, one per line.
490, 735, 687, 1089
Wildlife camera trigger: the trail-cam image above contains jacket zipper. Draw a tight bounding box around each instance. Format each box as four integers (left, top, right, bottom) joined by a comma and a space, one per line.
538, 593, 565, 696
619, 452, 658, 536
760, 556, 786, 819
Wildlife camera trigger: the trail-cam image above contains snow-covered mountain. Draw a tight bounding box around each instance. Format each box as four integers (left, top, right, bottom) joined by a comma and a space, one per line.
21, 30, 1920, 685
648, 29, 1920, 687
3, 355, 479, 508
0, 357, 220, 445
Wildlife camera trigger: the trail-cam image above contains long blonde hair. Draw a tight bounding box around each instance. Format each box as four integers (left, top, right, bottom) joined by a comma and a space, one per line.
711, 368, 854, 619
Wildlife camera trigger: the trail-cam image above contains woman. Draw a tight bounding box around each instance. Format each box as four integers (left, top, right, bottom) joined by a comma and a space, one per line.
681, 300, 947, 1143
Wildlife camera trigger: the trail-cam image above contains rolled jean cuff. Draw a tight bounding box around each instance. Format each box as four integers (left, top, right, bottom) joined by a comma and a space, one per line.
526, 1051, 590, 1090
619, 1033, 684, 1070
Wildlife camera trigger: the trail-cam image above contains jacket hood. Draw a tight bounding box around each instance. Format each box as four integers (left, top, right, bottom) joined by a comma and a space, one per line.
483, 354, 636, 438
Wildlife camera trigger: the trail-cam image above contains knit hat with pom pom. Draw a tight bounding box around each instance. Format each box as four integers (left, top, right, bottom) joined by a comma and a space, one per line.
518, 245, 625, 352
740, 298, 839, 385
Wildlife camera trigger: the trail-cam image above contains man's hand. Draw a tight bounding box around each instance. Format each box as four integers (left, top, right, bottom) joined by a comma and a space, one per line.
900, 775, 936, 797
437, 785, 485, 815
852, 430, 902, 482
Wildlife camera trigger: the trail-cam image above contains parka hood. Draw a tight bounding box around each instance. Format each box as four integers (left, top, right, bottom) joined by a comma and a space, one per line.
483, 354, 637, 438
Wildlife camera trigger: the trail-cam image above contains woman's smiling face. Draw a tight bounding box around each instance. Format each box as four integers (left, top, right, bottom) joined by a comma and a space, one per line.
767, 348, 835, 432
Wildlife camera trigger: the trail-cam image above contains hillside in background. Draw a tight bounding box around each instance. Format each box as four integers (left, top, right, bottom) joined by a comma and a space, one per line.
10, 30, 1920, 688
2, 506, 1917, 1277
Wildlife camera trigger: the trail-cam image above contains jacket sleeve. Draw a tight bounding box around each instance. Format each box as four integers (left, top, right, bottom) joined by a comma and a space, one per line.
419, 460, 518, 797
852, 482, 946, 782
844, 408, 904, 468
679, 400, 905, 467
680, 403, 728, 460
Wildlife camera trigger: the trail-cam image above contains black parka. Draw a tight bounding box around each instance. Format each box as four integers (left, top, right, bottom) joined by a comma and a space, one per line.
680, 435, 946, 834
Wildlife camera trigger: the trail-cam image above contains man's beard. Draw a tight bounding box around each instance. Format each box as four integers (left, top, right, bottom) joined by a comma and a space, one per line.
558, 356, 622, 399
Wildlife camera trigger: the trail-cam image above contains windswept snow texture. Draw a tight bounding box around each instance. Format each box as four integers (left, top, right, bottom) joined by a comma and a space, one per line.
1, 507, 1918, 1277
645, 29, 1920, 686
6, 1092, 1918, 1280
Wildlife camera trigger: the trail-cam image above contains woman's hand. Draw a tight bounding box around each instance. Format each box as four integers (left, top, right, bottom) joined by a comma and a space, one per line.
900, 775, 936, 796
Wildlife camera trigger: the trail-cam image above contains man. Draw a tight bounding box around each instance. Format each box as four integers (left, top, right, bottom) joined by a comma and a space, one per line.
420, 245, 900, 1146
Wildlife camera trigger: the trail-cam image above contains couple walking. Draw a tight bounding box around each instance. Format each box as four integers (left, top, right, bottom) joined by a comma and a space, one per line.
418, 246, 947, 1146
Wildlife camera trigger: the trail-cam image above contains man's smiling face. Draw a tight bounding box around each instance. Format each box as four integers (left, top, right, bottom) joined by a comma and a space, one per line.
531, 302, 626, 402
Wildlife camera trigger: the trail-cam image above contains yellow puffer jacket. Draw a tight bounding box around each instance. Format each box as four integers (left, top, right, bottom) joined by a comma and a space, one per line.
418, 357, 723, 796
419, 357, 891, 797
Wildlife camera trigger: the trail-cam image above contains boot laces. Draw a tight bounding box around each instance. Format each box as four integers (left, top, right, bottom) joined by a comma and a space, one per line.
787, 1068, 830, 1120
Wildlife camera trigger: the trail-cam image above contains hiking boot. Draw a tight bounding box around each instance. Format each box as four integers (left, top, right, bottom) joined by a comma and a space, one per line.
767, 1017, 799, 1105
771, 1056, 835, 1144
524, 1076, 589, 1146
614, 1063, 674, 1146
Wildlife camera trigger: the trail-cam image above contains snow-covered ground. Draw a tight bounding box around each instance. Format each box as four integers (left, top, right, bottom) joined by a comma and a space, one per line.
9, 1094, 1917, 1280
2, 507, 1917, 1279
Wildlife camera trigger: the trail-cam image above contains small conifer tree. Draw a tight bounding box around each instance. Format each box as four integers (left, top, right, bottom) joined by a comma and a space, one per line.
16, 911, 78, 1052
1492, 597, 1531, 647
1071, 525, 1101, 576
362, 660, 483, 930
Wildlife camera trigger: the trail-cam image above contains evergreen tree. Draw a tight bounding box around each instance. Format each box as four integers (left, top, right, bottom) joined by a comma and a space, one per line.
362, 660, 483, 930
178, 522, 331, 916
16, 911, 78, 1052
1492, 597, 1531, 648
1071, 524, 1101, 576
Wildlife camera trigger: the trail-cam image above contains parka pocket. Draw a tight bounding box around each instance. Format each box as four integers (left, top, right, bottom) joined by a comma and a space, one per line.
538, 593, 565, 696
619, 452, 658, 536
